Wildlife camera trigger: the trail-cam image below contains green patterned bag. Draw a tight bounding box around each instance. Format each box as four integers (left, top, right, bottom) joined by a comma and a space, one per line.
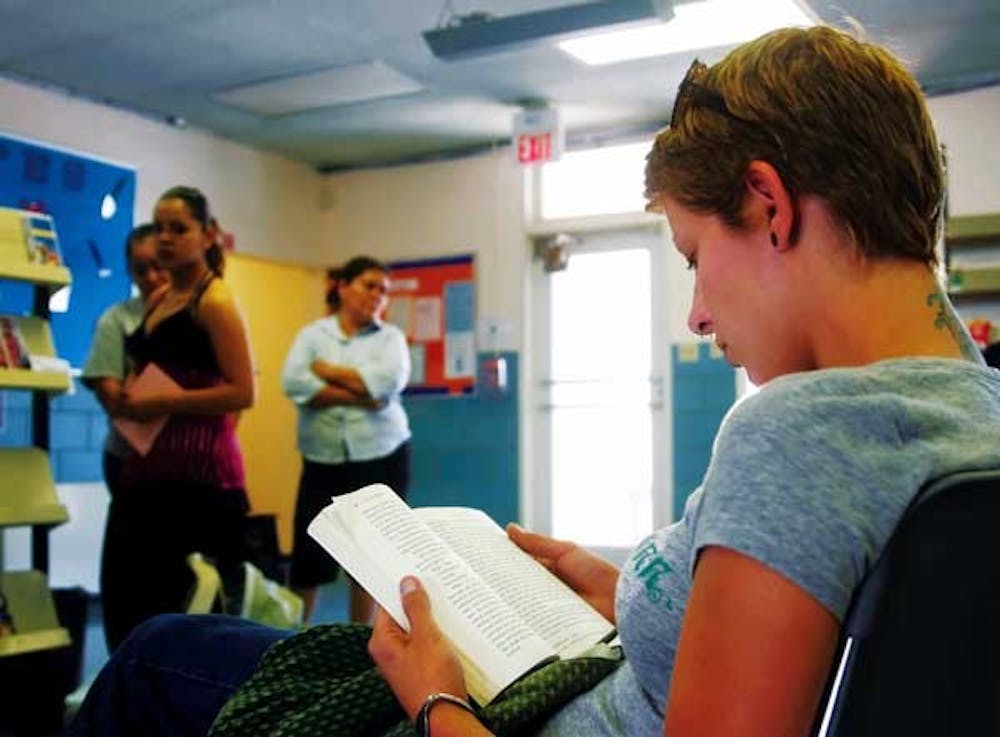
210, 623, 621, 737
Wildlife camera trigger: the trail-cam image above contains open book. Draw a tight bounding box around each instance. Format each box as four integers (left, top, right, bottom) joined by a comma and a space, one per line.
307, 483, 616, 705
111, 362, 182, 456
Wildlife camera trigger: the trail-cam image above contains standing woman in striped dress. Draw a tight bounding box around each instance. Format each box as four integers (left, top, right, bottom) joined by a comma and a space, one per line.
103, 185, 255, 650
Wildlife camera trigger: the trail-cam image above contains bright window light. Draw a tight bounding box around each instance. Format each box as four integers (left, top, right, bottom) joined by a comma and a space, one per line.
558, 0, 815, 66
540, 141, 650, 220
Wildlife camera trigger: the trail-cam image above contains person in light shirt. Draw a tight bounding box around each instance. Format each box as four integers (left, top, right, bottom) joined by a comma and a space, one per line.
81, 222, 168, 651
281, 255, 411, 623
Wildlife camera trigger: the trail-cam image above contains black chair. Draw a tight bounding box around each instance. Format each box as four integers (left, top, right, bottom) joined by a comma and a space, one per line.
814, 469, 1000, 736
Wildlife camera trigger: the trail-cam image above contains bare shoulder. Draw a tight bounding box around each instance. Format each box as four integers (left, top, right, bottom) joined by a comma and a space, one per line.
197, 278, 241, 323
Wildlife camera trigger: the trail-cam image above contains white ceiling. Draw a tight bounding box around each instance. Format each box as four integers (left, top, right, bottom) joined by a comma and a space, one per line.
0, 0, 997, 171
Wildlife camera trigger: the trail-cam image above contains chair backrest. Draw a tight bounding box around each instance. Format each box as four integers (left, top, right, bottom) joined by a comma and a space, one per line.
814, 468, 1000, 737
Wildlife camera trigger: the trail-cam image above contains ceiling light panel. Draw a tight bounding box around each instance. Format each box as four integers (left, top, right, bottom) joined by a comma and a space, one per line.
213, 61, 424, 116
422, 0, 674, 60
558, 0, 815, 65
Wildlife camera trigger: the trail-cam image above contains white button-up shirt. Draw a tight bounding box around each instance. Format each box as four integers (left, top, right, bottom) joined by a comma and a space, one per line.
281, 316, 411, 464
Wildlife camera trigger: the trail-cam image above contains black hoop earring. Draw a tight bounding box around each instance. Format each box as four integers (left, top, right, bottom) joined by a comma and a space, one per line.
770, 232, 778, 247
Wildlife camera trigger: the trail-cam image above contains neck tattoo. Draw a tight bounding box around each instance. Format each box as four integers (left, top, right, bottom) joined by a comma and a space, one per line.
926, 290, 980, 361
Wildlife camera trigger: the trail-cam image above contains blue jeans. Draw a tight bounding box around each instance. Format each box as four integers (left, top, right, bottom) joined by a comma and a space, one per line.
66, 613, 291, 737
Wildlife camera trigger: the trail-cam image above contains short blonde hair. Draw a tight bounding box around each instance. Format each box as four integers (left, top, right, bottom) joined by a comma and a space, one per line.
645, 26, 944, 264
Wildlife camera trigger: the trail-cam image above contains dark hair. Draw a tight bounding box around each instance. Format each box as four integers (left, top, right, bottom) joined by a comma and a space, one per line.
325, 267, 342, 308
157, 185, 225, 276
124, 222, 156, 265
326, 256, 388, 311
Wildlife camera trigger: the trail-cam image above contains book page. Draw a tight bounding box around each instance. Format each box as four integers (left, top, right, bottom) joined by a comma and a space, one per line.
417, 507, 616, 659
111, 362, 181, 456
307, 484, 556, 703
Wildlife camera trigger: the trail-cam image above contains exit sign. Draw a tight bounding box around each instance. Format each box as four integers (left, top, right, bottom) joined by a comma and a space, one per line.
517, 132, 554, 164
512, 107, 563, 165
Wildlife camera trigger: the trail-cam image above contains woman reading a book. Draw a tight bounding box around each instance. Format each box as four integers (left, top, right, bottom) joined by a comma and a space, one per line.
282, 255, 412, 623
99, 185, 255, 649
81, 222, 169, 650
68, 26, 1000, 737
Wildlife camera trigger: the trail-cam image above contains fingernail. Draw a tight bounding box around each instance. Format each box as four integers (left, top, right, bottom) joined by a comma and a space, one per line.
400, 576, 419, 595
508, 522, 524, 532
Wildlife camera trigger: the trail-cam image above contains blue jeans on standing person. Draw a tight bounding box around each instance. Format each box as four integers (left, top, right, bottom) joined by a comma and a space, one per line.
66, 613, 291, 737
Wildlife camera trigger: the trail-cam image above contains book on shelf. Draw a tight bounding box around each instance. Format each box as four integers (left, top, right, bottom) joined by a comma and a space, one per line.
307, 483, 617, 705
22, 213, 62, 267
0, 207, 63, 269
111, 362, 182, 456
0, 316, 30, 369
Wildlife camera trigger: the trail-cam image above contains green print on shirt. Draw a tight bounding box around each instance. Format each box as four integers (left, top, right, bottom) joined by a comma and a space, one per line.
632, 539, 675, 610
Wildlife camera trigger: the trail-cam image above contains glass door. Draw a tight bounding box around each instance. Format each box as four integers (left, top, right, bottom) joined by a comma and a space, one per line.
531, 226, 670, 563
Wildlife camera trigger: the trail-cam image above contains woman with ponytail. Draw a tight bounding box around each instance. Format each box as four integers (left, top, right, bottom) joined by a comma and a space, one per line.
102, 185, 255, 650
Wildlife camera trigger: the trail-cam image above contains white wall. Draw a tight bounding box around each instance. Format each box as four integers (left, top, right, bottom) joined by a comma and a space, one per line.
0, 76, 326, 265
318, 146, 527, 348
928, 86, 1000, 216
928, 87, 1000, 327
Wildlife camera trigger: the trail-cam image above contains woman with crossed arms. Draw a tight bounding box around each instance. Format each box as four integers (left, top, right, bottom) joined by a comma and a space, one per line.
282, 255, 411, 623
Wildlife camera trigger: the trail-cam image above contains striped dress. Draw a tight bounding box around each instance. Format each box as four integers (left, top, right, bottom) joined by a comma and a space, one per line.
120, 274, 245, 491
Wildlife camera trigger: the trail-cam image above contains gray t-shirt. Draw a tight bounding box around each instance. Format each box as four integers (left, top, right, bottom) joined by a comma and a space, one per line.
81, 296, 144, 457
540, 358, 1000, 736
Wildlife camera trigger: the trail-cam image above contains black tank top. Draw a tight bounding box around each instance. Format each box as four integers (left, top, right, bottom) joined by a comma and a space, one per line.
125, 273, 219, 384
120, 272, 246, 490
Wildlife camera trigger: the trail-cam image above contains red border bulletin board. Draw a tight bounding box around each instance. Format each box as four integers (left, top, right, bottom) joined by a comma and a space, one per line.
387, 254, 476, 396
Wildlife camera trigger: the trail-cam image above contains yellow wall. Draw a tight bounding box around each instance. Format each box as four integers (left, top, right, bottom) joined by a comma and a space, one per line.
226, 253, 325, 553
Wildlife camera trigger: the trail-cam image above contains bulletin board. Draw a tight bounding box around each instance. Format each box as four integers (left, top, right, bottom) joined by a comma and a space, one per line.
0, 132, 135, 368
387, 254, 476, 396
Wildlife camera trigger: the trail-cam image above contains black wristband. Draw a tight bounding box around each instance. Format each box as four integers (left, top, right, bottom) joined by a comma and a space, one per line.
415, 692, 478, 737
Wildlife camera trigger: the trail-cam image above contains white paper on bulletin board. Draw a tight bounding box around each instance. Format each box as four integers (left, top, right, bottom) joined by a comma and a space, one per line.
445, 331, 475, 379
412, 296, 442, 341
409, 343, 427, 385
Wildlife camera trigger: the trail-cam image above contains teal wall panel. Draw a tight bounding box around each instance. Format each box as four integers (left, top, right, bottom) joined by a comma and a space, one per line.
671, 343, 735, 520
404, 351, 519, 526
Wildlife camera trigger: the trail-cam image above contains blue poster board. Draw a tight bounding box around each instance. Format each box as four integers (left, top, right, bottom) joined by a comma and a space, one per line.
0, 133, 135, 367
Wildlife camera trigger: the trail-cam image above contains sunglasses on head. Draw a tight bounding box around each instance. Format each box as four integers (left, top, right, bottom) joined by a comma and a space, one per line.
670, 58, 787, 166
